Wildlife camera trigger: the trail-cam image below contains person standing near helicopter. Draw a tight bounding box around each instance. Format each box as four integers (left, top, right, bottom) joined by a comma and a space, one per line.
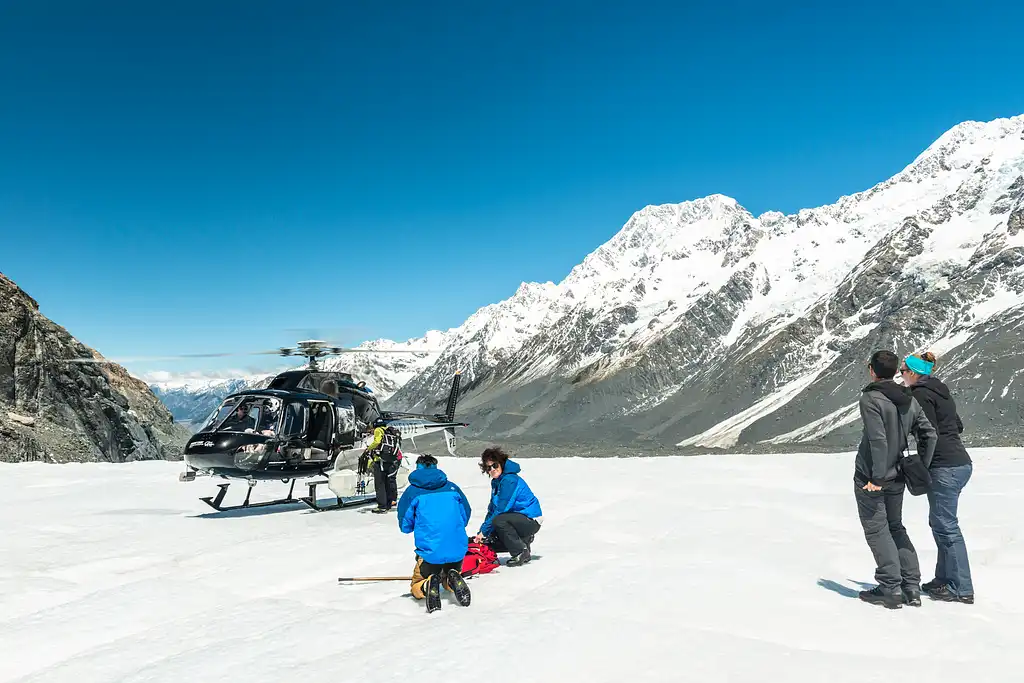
359, 419, 403, 513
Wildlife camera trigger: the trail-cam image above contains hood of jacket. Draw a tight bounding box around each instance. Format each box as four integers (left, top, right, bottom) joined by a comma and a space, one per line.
409, 465, 448, 490
501, 460, 522, 476
863, 379, 912, 408
912, 375, 952, 401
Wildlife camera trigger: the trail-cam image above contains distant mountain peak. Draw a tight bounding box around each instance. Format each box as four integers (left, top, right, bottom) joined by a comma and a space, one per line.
385, 112, 1024, 450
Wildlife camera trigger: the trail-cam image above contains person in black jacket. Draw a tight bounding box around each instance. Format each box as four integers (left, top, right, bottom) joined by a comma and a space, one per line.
854, 350, 937, 609
901, 351, 975, 604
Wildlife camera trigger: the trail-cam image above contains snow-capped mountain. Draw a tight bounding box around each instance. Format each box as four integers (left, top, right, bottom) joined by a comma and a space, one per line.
148, 333, 449, 429
386, 113, 1024, 451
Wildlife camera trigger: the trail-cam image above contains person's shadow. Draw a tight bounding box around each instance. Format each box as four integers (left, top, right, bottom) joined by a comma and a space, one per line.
817, 578, 874, 598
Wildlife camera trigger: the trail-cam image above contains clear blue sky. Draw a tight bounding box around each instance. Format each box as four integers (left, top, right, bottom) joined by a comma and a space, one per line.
2, 0, 1023, 379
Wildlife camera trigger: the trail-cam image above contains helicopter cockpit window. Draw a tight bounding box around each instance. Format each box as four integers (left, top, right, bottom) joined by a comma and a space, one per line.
198, 397, 242, 433
255, 398, 282, 436
214, 396, 283, 435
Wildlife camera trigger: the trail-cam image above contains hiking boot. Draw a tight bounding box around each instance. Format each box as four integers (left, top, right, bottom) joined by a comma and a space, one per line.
446, 568, 471, 607
425, 573, 442, 613
858, 586, 902, 609
902, 587, 922, 607
525, 534, 535, 553
928, 585, 974, 604
371, 507, 388, 514
922, 578, 946, 593
507, 548, 531, 567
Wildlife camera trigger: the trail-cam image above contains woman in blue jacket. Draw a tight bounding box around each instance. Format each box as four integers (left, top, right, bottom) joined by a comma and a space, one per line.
397, 454, 472, 613
472, 447, 543, 567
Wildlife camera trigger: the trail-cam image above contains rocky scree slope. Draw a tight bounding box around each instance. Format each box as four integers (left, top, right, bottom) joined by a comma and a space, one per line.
0, 273, 192, 463
384, 114, 1024, 452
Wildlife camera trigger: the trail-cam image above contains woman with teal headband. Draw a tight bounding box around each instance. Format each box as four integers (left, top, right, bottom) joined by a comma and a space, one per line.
900, 351, 975, 604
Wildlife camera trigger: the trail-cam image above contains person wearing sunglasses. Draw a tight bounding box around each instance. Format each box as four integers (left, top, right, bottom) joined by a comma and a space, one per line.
900, 351, 975, 604
472, 446, 543, 567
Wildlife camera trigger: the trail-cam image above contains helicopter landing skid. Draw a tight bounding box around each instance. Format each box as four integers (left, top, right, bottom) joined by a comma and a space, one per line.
199, 479, 301, 512
297, 480, 378, 512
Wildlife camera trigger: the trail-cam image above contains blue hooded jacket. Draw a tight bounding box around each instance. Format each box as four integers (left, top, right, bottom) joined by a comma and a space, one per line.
397, 463, 471, 564
479, 460, 542, 536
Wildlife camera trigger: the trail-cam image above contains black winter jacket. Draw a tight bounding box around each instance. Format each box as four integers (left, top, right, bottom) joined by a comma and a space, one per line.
855, 379, 937, 485
909, 376, 972, 468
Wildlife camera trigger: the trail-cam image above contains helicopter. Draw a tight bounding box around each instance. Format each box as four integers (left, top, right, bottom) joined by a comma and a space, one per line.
69, 339, 468, 513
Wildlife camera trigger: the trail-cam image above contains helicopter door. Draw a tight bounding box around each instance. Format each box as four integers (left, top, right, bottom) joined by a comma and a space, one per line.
305, 401, 334, 461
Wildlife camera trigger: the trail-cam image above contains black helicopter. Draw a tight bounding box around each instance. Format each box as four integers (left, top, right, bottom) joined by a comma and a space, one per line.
70, 339, 467, 512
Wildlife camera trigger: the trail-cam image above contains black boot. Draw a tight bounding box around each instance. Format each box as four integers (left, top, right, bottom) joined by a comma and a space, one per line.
928, 585, 974, 604
507, 548, 531, 567
425, 573, 442, 613
922, 578, 946, 593
902, 587, 922, 607
446, 568, 471, 607
858, 586, 902, 609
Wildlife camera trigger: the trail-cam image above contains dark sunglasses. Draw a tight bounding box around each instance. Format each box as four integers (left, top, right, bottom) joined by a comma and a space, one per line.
479, 462, 500, 472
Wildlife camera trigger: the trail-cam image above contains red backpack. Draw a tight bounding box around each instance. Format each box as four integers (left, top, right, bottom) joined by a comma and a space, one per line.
461, 541, 499, 577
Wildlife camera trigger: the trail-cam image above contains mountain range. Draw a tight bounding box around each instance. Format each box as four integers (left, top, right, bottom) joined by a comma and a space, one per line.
22, 112, 1024, 458
383, 113, 1024, 452
147, 333, 448, 429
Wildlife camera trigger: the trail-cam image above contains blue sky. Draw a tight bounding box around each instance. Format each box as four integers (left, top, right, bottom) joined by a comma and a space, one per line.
2, 0, 1023, 380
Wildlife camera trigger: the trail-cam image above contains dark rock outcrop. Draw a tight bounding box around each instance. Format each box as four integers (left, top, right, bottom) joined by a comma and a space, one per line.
1, 272, 192, 463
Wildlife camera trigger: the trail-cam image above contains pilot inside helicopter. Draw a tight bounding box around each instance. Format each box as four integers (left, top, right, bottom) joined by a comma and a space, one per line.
218, 398, 281, 436
219, 402, 256, 432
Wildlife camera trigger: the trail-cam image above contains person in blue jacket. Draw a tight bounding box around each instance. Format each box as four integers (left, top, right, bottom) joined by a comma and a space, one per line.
472, 446, 543, 567
397, 454, 472, 612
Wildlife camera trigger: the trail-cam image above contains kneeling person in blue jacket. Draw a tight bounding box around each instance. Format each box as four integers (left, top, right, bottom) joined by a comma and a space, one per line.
473, 447, 543, 567
398, 454, 473, 613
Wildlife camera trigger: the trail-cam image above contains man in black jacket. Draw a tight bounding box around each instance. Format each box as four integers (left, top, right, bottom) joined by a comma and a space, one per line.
854, 350, 937, 609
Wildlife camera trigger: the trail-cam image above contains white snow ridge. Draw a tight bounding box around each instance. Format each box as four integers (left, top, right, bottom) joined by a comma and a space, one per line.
2, 450, 1022, 682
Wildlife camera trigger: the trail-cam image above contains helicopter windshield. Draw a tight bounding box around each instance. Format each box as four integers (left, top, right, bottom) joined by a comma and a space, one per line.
199, 396, 284, 435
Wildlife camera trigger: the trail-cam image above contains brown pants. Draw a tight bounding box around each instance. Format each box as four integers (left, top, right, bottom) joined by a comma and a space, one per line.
410, 556, 463, 599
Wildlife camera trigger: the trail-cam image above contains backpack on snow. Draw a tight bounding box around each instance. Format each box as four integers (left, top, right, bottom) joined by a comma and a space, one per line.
461, 541, 499, 577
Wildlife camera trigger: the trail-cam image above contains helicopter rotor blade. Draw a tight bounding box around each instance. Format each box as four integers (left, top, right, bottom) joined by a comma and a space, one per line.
321, 348, 443, 354
61, 349, 290, 364
59, 347, 442, 364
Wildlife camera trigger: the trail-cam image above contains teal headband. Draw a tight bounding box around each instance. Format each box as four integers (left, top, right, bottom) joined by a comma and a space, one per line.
904, 355, 934, 375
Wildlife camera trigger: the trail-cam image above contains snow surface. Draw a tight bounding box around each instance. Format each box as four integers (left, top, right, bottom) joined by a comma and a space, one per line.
3, 450, 1022, 683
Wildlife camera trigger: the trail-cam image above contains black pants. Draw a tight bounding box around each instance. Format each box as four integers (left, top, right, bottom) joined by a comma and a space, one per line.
855, 479, 921, 593
487, 512, 540, 556
374, 456, 398, 509
411, 557, 462, 598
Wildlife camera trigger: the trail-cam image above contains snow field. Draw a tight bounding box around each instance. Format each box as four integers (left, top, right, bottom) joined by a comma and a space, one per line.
2, 449, 1022, 682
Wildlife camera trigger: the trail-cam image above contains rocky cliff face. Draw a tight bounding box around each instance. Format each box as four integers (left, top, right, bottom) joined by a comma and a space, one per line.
384, 113, 1024, 452
0, 273, 192, 463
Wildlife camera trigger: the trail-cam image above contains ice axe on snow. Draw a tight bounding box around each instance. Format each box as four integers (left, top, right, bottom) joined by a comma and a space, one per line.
337, 576, 412, 583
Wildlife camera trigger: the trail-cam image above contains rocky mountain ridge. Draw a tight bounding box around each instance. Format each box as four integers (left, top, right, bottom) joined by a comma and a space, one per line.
382, 113, 1024, 451
1, 272, 192, 463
